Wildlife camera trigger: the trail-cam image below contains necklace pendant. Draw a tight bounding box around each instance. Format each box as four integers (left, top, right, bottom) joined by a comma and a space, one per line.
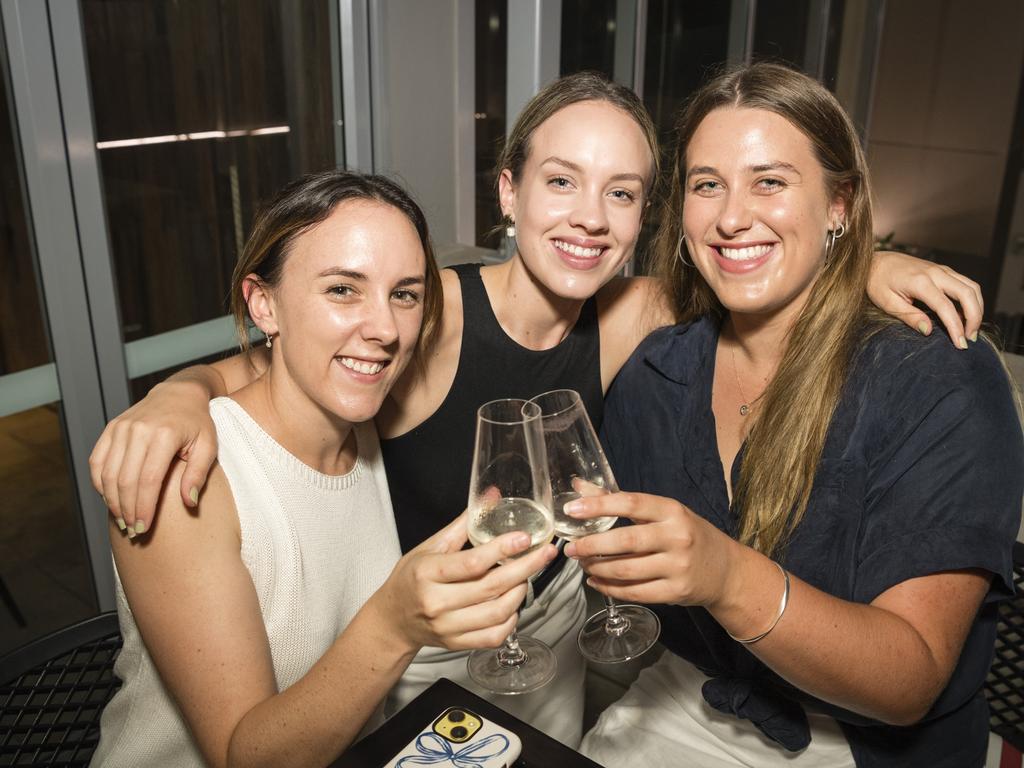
739, 403, 750, 417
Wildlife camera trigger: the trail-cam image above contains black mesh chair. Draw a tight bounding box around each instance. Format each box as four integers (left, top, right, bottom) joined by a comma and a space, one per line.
986, 540, 1024, 751
0, 612, 122, 767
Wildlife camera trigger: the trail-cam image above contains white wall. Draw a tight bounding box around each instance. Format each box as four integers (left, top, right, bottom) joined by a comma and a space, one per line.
867, 0, 1024, 256
371, 0, 474, 245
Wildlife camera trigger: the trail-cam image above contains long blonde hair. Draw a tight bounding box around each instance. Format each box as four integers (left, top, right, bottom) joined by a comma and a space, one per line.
650, 63, 880, 558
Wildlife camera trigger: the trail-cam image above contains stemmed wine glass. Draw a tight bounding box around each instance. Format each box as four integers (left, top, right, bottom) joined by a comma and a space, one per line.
465, 398, 558, 694
529, 389, 660, 663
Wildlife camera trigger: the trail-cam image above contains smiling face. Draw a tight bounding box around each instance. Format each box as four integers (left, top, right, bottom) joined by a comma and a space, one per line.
499, 100, 654, 299
683, 106, 846, 324
250, 200, 426, 426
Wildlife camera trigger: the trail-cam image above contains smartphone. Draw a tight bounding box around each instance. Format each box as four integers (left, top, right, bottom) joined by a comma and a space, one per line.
385, 706, 522, 768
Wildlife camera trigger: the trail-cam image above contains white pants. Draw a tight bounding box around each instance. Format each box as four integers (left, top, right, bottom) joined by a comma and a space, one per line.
581, 652, 856, 767
385, 558, 588, 748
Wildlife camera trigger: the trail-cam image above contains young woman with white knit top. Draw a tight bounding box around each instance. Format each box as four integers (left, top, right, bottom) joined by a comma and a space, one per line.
91, 171, 555, 768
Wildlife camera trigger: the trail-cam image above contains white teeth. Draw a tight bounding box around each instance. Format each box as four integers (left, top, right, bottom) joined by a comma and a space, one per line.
719, 244, 773, 261
339, 357, 385, 375
553, 239, 603, 258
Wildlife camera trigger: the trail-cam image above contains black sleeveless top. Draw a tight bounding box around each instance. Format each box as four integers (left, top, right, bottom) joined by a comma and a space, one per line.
381, 263, 605, 558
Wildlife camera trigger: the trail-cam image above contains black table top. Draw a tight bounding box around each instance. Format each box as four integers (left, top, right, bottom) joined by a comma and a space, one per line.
332, 677, 603, 768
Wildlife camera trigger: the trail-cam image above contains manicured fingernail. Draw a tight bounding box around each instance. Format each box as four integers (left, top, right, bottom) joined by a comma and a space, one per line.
564, 500, 584, 515
189, 486, 199, 505
917, 321, 930, 335
134, 520, 147, 534
509, 532, 529, 548
958, 336, 968, 350
970, 332, 978, 343
564, 542, 577, 558
126, 528, 136, 540
115, 517, 127, 532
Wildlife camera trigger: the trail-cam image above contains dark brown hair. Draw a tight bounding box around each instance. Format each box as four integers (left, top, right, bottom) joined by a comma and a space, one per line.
229, 170, 442, 369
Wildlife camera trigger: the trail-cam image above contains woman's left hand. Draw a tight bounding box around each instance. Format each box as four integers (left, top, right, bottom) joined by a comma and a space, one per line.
868, 250, 983, 347
562, 492, 739, 608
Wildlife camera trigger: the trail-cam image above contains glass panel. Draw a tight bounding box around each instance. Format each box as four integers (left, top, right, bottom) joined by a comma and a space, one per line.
642, 0, 732, 145
0, 62, 46, 376
0, 42, 95, 654
638, 0, 732, 274
560, 0, 618, 79
474, 0, 507, 247
80, 0, 339, 393
752, 0, 811, 70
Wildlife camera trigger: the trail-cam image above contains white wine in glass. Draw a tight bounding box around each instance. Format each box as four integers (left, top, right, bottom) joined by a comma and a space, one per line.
465, 398, 557, 695
467, 496, 554, 554
529, 389, 660, 664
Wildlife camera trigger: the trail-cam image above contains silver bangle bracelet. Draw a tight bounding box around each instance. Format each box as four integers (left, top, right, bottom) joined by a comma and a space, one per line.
726, 561, 790, 645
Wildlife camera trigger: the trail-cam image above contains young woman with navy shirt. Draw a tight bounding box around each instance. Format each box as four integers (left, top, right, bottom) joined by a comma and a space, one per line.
571, 63, 1021, 767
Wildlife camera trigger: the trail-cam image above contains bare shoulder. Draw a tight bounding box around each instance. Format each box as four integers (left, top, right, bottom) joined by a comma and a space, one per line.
111, 459, 239, 578
377, 267, 464, 438
109, 458, 276, 763
597, 276, 671, 323
595, 276, 675, 391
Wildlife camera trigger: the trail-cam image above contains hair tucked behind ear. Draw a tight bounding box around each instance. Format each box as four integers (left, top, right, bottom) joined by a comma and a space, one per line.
649, 62, 886, 558
229, 170, 442, 372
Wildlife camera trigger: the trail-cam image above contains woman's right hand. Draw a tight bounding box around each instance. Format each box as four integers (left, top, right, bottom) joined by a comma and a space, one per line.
375, 513, 558, 653
89, 377, 219, 536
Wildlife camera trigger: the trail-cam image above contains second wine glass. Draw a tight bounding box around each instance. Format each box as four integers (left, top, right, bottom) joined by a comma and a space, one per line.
529, 389, 660, 664
465, 398, 557, 694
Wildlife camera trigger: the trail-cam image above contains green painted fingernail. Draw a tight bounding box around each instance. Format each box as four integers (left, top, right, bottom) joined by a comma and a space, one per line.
958, 336, 968, 350
917, 321, 930, 335
134, 520, 147, 534
189, 486, 199, 505
115, 518, 127, 532
970, 332, 978, 343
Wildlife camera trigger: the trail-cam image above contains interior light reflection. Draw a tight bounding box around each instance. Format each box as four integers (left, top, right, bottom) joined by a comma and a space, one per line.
96, 125, 290, 150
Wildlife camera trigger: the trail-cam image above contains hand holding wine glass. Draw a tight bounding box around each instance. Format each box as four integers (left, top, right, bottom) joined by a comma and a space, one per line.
377, 510, 557, 653
529, 389, 660, 664
465, 398, 558, 694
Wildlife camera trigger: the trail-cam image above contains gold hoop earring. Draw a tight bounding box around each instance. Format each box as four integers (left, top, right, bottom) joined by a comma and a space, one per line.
676, 234, 693, 268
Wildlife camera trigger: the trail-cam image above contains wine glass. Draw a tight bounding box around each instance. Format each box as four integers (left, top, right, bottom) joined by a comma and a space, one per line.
465, 398, 558, 694
529, 389, 660, 664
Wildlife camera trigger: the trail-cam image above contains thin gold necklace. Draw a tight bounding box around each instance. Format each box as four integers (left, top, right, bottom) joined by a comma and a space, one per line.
730, 345, 754, 417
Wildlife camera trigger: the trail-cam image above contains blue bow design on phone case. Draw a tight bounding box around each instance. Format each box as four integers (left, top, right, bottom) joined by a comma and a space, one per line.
397, 732, 510, 767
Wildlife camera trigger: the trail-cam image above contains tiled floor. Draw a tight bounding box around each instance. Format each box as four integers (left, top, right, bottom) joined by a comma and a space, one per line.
0, 404, 97, 656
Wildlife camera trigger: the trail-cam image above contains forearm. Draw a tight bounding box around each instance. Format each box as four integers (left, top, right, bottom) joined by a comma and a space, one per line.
226, 595, 418, 768
162, 364, 229, 400
710, 546, 976, 725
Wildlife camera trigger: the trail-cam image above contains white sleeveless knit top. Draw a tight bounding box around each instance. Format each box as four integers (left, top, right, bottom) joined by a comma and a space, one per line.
92, 397, 403, 767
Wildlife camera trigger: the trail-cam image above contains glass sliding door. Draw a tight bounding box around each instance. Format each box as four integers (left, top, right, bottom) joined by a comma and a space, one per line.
0, 6, 97, 654
0, 0, 354, 653
79, 0, 343, 402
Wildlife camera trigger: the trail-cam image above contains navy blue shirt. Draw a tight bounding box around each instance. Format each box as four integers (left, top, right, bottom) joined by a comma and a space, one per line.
601, 316, 1022, 767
